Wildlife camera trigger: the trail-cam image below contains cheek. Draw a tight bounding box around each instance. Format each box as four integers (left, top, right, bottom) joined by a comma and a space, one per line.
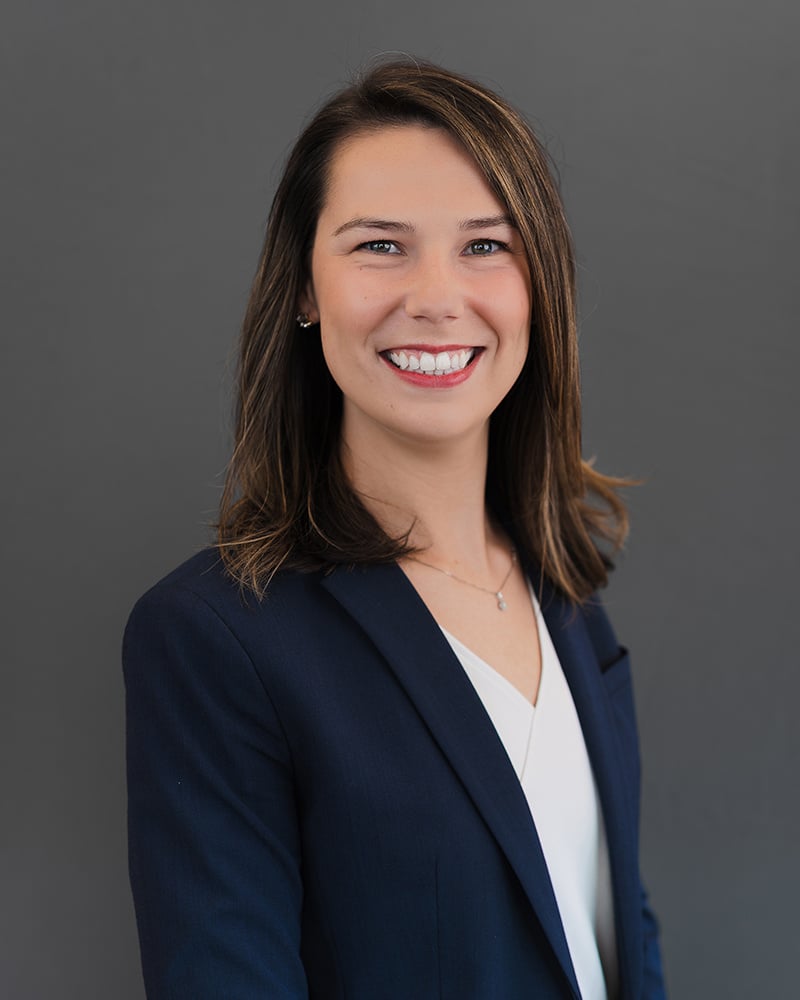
484, 275, 531, 337
485, 261, 529, 305
321, 295, 399, 363
317, 273, 383, 327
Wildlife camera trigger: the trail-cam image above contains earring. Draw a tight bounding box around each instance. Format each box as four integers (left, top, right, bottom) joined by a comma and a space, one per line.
296, 313, 313, 328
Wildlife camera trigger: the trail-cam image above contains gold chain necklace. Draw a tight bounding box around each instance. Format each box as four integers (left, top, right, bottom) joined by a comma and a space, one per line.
407, 549, 517, 611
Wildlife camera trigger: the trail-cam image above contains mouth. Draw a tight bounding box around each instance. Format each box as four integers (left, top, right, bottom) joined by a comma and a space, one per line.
382, 347, 479, 376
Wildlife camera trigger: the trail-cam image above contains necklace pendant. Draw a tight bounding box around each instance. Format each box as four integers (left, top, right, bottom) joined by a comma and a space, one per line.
408, 547, 516, 611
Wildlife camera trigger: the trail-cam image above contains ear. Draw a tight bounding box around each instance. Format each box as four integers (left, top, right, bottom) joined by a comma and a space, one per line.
297, 281, 319, 325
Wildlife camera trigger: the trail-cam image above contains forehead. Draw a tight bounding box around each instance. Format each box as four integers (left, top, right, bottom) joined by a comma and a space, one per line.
320, 125, 507, 218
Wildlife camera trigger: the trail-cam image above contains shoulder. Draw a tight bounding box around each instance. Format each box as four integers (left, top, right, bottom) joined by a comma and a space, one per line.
123, 548, 336, 676
122, 551, 352, 752
125, 549, 243, 650
128, 548, 253, 617
128, 547, 327, 624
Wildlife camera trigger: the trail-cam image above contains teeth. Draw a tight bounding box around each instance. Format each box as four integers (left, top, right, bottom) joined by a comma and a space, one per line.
419, 352, 436, 372
387, 348, 475, 375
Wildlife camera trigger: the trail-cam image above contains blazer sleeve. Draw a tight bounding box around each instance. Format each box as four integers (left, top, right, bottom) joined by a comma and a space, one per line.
123, 583, 308, 999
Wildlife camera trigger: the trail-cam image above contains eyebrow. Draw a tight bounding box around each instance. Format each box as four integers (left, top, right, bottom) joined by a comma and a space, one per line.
459, 215, 515, 231
331, 214, 516, 237
332, 218, 413, 237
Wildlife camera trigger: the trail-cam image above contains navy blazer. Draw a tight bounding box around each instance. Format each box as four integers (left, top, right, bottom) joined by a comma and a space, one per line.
124, 548, 666, 999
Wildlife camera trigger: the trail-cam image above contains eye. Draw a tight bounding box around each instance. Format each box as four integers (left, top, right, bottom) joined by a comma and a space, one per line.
464, 239, 508, 256
358, 240, 401, 254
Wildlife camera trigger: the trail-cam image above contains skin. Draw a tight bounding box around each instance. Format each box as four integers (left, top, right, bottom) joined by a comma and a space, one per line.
301, 125, 542, 702
302, 124, 531, 453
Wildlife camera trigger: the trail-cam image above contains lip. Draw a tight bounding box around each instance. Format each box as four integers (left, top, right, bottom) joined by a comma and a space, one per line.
379, 345, 482, 388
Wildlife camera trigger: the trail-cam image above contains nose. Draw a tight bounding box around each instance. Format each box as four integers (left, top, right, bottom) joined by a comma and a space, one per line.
403, 253, 464, 323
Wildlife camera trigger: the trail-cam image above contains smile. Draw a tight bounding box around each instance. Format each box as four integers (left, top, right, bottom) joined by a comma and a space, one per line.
385, 348, 477, 376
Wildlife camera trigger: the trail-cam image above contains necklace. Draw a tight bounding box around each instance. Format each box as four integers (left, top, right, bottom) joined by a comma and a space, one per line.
407, 548, 517, 611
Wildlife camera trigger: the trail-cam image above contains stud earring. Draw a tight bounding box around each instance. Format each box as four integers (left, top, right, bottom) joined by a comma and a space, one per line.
296, 313, 313, 328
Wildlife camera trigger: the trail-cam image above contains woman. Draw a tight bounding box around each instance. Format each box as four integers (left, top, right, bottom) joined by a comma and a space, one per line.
124, 60, 666, 999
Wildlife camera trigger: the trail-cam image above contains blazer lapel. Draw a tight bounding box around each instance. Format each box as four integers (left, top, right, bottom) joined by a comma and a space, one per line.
537, 578, 644, 1000
321, 562, 581, 998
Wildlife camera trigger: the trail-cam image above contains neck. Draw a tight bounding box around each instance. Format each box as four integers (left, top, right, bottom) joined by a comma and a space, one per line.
341, 415, 506, 577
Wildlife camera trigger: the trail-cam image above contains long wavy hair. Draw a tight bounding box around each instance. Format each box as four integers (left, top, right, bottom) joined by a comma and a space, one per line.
217, 59, 629, 603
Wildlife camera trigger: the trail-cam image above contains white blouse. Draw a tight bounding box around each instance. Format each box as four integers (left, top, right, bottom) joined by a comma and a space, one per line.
441, 587, 619, 1000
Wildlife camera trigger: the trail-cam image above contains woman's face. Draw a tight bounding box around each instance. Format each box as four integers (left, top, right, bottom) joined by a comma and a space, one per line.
301, 125, 531, 452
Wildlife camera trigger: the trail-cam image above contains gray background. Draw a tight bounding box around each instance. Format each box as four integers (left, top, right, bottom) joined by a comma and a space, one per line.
2, 1, 798, 997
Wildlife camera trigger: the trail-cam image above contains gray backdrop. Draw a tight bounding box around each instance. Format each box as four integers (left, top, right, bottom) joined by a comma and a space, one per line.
3, 1, 798, 997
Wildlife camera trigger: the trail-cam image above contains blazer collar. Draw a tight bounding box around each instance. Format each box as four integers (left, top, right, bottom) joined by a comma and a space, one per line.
321, 561, 581, 998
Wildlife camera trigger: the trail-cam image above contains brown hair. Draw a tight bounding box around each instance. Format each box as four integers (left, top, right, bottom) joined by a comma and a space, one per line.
217, 58, 629, 603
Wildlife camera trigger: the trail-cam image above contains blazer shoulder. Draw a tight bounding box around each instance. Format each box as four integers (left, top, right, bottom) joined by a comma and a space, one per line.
133, 546, 232, 603
124, 547, 333, 663
130, 546, 297, 613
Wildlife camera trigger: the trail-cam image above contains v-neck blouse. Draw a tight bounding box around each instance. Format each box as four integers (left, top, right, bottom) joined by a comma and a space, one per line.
440, 587, 619, 1000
